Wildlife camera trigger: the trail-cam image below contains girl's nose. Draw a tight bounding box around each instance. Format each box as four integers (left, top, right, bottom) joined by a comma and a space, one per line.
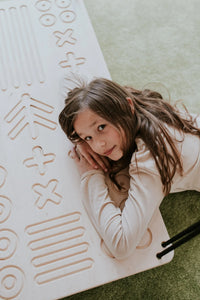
94, 139, 106, 151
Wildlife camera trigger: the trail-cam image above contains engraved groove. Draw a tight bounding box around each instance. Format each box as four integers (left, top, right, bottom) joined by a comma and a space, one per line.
136, 228, 153, 249
20, 5, 45, 83
0, 266, 24, 299
35, 0, 51, 12
0, 6, 44, 91
28, 227, 85, 250
39, 13, 56, 27
8, 7, 32, 86
59, 52, 86, 71
59, 10, 76, 23
7, 115, 27, 140
35, 258, 94, 284
36, 254, 92, 274
0, 195, 12, 224
31, 238, 87, 258
23, 146, 56, 175
0, 229, 18, 260
2, 8, 20, 88
32, 179, 62, 209
26, 213, 93, 284
0, 166, 7, 188
26, 212, 81, 235
32, 242, 89, 267
0, 9, 17, 89
54, 29, 77, 47
0, 48, 8, 91
100, 240, 115, 258
4, 93, 57, 140
55, 0, 71, 8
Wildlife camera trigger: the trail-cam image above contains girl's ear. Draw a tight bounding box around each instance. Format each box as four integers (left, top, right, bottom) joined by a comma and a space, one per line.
126, 97, 134, 114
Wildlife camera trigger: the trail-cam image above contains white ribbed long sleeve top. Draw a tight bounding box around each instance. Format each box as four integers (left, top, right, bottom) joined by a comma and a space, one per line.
80, 115, 200, 260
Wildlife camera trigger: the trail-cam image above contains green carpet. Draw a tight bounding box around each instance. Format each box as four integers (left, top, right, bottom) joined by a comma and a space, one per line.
64, 1, 200, 299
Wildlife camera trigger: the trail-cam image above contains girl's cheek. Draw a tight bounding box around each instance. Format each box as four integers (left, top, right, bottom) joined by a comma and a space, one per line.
91, 144, 99, 154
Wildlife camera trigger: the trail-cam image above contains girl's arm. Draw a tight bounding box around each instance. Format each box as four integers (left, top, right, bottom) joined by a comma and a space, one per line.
72, 144, 165, 260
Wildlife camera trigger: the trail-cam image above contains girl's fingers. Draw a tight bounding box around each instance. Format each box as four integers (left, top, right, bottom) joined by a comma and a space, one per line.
82, 152, 109, 172
68, 150, 75, 159
69, 145, 110, 173
83, 153, 99, 169
68, 147, 80, 161
92, 153, 109, 172
100, 156, 110, 169
74, 147, 82, 160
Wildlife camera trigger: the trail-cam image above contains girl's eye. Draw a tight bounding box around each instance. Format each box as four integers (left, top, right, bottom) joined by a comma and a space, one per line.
85, 136, 92, 141
98, 124, 105, 131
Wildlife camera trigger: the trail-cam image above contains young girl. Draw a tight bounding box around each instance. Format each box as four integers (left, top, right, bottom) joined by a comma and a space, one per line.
59, 77, 200, 260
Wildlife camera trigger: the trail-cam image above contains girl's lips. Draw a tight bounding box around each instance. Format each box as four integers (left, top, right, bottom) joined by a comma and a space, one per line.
104, 146, 115, 156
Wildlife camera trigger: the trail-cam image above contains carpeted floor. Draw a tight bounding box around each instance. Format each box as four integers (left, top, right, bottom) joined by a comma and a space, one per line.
64, 1, 200, 299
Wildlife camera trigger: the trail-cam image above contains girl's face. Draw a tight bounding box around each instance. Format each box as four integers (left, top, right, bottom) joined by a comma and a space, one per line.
74, 109, 125, 161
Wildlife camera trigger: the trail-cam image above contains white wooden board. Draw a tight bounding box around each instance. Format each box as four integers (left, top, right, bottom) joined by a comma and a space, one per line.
0, 1, 173, 299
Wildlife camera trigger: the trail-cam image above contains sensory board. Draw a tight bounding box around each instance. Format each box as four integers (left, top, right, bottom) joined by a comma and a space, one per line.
0, 1, 173, 299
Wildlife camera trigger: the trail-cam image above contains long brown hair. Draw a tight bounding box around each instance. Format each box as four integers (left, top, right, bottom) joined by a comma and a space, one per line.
59, 77, 200, 195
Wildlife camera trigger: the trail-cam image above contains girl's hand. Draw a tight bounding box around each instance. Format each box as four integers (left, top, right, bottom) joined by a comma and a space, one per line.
70, 147, 97, 176
76, 142, 109, 172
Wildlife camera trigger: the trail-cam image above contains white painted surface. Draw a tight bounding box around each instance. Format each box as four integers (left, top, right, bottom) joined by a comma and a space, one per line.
0, 1, 173, 299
